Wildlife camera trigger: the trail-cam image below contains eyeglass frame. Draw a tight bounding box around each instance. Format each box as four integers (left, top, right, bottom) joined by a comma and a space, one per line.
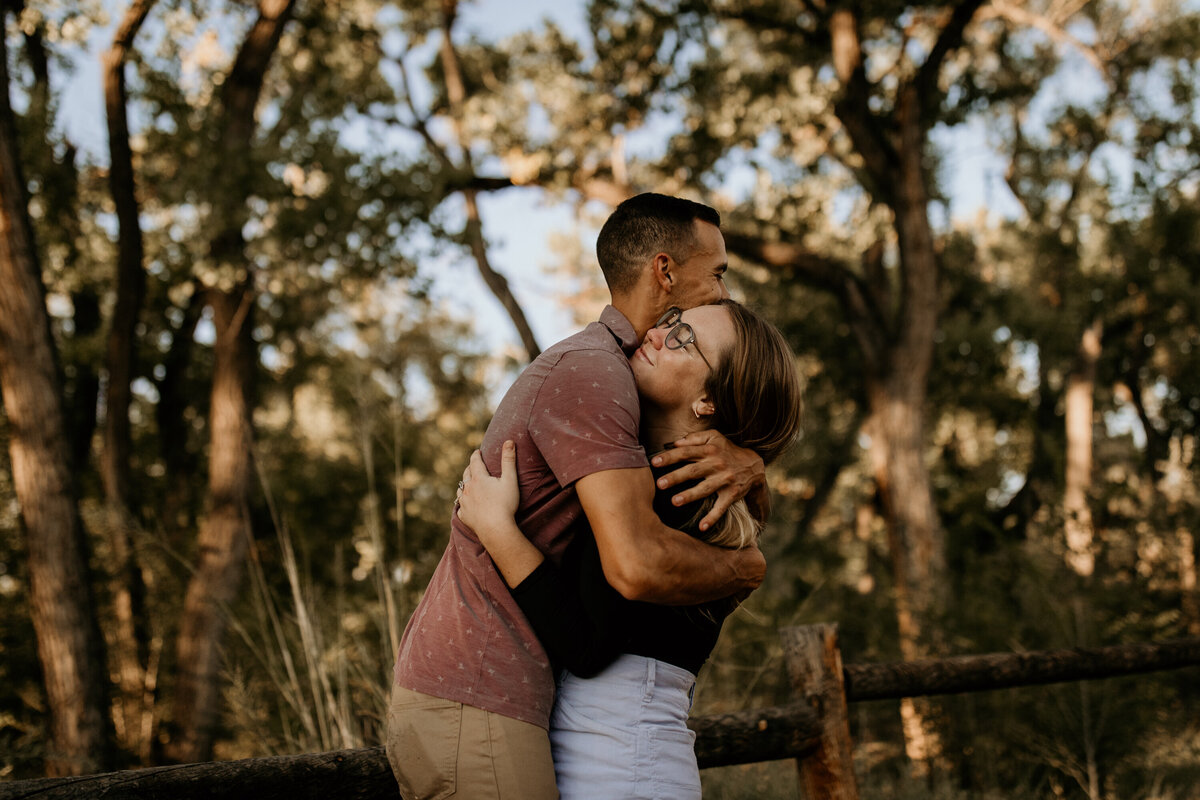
653, 307, 714, 371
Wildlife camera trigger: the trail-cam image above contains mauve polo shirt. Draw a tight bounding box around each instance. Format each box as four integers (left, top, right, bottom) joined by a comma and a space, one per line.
393, 305, 649, 728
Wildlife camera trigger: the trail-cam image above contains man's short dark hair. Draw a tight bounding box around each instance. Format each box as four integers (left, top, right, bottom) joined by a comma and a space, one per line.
596, 193, 721, 293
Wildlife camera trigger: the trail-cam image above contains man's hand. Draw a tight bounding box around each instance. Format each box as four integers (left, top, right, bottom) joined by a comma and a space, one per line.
650, 429, 769, 531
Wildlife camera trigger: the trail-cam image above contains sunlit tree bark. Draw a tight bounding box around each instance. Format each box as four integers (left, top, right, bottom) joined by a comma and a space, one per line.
0, 28, 111, 777
12, 3, 99, 480
1064, 321, 1102, 576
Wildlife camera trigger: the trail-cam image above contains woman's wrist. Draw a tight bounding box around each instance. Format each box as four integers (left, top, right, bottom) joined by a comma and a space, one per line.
479, 521, 544, 588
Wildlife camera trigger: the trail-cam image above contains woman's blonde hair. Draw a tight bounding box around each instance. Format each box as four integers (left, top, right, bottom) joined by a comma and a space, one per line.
680, 496, 759, 550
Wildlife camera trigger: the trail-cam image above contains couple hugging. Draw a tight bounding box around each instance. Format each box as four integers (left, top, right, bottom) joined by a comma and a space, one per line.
386, 193, 803, 800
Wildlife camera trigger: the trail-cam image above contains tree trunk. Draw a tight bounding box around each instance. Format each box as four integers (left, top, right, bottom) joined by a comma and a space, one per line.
155, 289, 202, 547
22, 24, 97, 476
102, 0, 157, 759
166, 0, 295, 763
826, 1, 984, 771
167, 286, 256, 764
0, 31, 111, 776
831, 60, 949, 777
65, 287, 101, 472
1064, 320, 1102, 576
865, 376, 945, 774
1180, 528, 1199, 636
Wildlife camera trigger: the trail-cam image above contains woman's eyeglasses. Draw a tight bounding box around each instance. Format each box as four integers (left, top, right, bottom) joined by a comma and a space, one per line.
653, 307, 713, 370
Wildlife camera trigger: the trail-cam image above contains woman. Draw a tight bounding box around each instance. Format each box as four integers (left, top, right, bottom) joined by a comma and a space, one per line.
456, 299, 802, 799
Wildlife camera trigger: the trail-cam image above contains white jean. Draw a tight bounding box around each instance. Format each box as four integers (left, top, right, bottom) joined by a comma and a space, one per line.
549, 654, 700, 800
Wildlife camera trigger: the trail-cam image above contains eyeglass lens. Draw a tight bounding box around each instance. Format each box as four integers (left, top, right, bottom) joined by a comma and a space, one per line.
665, 324, 694, 350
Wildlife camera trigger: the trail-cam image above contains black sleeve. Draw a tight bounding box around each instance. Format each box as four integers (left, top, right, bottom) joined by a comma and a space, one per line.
510, 536, 626, 678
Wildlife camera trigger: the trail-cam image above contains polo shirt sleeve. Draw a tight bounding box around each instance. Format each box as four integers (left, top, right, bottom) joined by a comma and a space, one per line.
528, 348, 646, 488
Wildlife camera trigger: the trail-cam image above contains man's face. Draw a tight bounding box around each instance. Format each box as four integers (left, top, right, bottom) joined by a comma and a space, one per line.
670, 220, 730, 310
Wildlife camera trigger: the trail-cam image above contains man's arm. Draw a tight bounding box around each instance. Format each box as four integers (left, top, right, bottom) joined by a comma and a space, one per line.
576, 466, 765, 605
650, 429, 770, 530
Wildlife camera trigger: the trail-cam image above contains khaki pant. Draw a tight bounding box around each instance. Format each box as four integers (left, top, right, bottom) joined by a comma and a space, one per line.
386, 684, 559, 800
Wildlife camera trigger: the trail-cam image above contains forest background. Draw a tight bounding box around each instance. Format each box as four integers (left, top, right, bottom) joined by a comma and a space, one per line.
1, 0, 1199, 798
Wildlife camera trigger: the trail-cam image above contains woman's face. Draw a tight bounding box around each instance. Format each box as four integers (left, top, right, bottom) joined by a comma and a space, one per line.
630, 304, 736, 415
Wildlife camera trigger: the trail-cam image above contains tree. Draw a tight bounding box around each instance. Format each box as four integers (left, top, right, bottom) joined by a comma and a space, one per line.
101, 0, 156, 760
0, 20, 110, 777
167, 0, 298, 764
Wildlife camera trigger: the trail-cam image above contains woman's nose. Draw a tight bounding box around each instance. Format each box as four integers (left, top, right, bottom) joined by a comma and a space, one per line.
645, 326, 666, 348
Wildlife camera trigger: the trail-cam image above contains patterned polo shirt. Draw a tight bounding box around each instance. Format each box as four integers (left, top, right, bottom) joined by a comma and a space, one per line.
393, 306, 648, 728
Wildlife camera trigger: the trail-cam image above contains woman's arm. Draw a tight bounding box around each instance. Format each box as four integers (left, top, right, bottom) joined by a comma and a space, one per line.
508, 543, 626, 678
456, 441, 624, 677
457, 442, 544, 587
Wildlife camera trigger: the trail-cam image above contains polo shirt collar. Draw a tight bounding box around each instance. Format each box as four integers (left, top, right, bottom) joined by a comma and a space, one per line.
599, 305, 640, 356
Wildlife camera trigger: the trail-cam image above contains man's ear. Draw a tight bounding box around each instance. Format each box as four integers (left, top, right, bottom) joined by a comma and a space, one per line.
652, 252, 673, 292
691, 395, 715, 420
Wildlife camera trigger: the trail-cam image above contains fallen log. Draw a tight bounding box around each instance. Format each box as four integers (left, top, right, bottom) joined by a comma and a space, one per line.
0, 747, 397, 800
0, 702, 821, 798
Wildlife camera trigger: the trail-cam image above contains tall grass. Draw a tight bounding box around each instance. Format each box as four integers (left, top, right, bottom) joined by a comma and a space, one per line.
220, 451, 406, 756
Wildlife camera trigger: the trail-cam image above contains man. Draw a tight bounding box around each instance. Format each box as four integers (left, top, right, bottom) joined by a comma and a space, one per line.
386, 193, 768, 799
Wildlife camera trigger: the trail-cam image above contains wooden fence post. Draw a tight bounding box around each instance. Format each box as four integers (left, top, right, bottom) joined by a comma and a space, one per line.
781, 624, 859, 800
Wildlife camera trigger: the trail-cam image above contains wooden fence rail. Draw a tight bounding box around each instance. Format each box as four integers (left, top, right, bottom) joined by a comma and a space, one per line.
843, 636, 1200, 701
2, 627, 1197, 800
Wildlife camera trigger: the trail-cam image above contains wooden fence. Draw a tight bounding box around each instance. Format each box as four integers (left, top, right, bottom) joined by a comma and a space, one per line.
3, 625, 1197, 799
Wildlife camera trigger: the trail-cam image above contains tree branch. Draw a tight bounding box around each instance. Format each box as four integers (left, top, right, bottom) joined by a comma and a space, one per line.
829, 9, 900, 205
981, 0, 1111, 87
220, 0, 296, 151
102, 0, 157, 757
394, 55, 456, 172
102, 0, 156, 511
437, 0, 540, 359
1004, 103, 1036, 219
723, 232, 892, 369
717, 6, 825, 48
913, 0, 988, 108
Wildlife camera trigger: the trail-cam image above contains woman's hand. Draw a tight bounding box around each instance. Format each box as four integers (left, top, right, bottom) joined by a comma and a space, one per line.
456, 440, 544, 587
458, 440, 520, 527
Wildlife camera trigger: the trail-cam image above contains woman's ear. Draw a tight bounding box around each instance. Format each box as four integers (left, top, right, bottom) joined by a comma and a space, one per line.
691, 395, 715, 420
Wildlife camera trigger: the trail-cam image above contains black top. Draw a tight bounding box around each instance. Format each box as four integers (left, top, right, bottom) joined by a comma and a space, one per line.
510, 466, 734, 678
